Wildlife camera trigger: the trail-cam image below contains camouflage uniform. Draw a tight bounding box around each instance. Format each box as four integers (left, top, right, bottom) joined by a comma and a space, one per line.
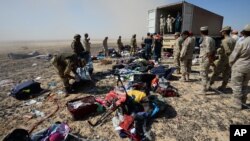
130, 36, 137, 55
71, 40, 85, 56
210, 36, 236, 88
51, 53, 78, 91
103, 38, 109, 56
160, 16, 165, 34
83, 38, 91, 53
180, 37, 194, 79
229, 36, 250, 109
117, 37, 123, 54
199, 35, 216, 91
189, 36, 196, 73
173, 36, 183, 73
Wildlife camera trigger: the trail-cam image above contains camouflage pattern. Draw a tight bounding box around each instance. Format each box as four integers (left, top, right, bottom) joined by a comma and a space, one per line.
51, 53, 78, 89
71, 40, 85, 55
209, 48, 227, 85
83, 38, 91, 53
229, 36, 250, 108
199, 36, 216, 91
173, 36, 183, 73
160, 17, 165, 34
180, 37, 194, 74
103, 38, 109, 56
117, 38, 123, 53
210, 36, 236, 88
130, 36, 137, 55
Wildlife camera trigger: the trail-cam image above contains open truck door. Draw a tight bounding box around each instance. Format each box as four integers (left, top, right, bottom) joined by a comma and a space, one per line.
148, 9, 156, 34
162, 2, 194, 52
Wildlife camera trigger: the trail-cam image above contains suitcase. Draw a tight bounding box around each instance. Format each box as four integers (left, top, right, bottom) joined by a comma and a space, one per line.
66, 96, 98, 120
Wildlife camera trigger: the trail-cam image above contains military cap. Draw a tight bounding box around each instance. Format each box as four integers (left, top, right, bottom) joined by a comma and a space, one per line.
220, 26, 231, 32
74, 34, 81, 39
174, 32, 180, 36
200, 26, 208, 31
232, 30, 238, 34
243, 24, 250, 32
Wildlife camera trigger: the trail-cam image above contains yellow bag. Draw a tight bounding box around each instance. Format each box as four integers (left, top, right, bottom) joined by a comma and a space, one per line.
127, 90, 146, 103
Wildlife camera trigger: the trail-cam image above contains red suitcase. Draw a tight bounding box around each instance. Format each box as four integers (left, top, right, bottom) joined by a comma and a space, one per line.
66, 96, 98, 120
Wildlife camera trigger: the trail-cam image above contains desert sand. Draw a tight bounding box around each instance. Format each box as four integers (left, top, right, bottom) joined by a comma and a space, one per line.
0, 40, 249, 141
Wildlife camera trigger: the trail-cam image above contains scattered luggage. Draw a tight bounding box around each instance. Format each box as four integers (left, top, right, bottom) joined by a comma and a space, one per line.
10, 80, 43, 100
66, 96, 102, 120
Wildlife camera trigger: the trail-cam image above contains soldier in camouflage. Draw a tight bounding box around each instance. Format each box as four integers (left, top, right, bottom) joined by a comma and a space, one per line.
117, 36, 123, 54
180, 31, 194, 81
83, 33, 91, 53
199, 26, 216, 93
173, 32, 183, 74
71, 34, 85, 56
209, 26, 236, 90
51, 53, 86, 96
229, 24, 250, 109
103, 37, 109, 57
130, 34, 137, 55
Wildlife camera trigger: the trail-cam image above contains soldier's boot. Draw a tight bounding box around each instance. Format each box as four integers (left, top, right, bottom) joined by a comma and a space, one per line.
231, 94, 243, 110
186, 73, 190, 81
175, 67, 181, 74
176, 69, 180, 74
217, 84, 227, 92
179, 74, 187, 82
241, 94, 249, 109
65, 86, 75, 97
206, 82, 214, 91
218, 82, 227, 91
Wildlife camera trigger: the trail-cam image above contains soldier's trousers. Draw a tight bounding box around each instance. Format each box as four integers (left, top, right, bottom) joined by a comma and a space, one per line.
160, 25, 165, 34
231, 69, 250, 106
173, 53, 180, 72
210, 63, 231, 87
58, 72, 70, 89
104, 47, 109, 56
167, 24, 172, 33
51, 56, 70, 89
180, 59, 192, 74
200, 58, 210, 90
130, 46, 137, 55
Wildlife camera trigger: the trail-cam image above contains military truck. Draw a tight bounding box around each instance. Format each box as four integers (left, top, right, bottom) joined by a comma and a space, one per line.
148, 1, 223, 52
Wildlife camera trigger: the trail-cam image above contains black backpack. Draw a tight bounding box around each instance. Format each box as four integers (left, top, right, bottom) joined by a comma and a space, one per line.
10, 80, 42, 100
3, 129, 31, 141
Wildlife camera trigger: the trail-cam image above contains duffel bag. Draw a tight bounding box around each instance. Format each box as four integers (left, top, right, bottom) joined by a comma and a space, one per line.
10, 80, 42, 100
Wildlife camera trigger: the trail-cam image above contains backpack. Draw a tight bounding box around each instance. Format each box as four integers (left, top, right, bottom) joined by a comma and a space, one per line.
3, 129, 30, 141
10, 80, 42, 100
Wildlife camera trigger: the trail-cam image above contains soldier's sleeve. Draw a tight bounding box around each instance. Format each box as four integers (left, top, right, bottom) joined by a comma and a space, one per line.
206, 38, 215, 55
222, 39, 231, 56
180, 41, 187, 58
177, 38, 183, 50
229, 43, 242, 66
134, 39, 137, 47
71, 42, 78, 54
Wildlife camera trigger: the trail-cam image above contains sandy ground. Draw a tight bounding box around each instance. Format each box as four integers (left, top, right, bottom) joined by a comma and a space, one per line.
0, 41, 249, 141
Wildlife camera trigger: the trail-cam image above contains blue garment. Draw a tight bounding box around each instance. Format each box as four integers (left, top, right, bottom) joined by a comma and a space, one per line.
144, 38, 153, 60
175, 16, 182, 32
154, 38, 162, 62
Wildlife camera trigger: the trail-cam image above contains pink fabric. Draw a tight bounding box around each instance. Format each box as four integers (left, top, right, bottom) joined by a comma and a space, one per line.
49, 132, 64, 141
105, 91, 126, 106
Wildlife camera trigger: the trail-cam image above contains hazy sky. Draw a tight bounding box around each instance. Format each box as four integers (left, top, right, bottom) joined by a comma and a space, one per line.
0, 0, 249, 41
